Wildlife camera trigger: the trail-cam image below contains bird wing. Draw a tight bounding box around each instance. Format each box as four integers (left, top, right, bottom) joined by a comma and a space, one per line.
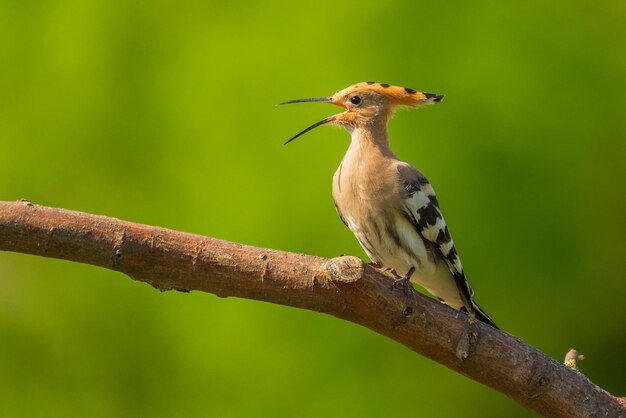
397, 163, 497, 328
396, 163, 474, 302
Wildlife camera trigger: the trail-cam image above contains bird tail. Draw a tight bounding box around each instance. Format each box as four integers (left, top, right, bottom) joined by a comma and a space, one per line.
469, 300, 498, 329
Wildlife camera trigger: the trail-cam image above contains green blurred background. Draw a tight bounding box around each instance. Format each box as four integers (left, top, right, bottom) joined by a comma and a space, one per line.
1, 0, 624, 417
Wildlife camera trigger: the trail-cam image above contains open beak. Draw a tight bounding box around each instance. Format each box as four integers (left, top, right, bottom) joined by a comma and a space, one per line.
279, 97, 338, 145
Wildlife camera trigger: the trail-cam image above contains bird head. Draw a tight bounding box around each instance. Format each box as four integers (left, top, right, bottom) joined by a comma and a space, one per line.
280, 82, 443, 144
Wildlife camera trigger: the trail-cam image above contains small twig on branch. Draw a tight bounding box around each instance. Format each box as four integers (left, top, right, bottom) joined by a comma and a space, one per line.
0, 200, 624, 418
564, 349, 585, 371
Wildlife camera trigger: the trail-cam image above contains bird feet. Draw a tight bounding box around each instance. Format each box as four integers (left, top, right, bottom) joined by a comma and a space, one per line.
390, 267, 416, 296
467, 312, 477, 326
390, 276, 411, 295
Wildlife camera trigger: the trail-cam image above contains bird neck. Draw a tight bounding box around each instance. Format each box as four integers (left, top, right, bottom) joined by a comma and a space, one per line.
348, 119, 396, 158
336, 119, 398, 197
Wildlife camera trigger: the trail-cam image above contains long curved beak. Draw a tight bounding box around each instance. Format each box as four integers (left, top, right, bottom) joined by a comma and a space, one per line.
282, 115, 336, 145
279, 97, 331, 105
279, 96, 336, 145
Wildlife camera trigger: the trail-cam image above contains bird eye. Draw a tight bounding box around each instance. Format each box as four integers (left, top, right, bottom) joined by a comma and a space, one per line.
350, 96, 362, 105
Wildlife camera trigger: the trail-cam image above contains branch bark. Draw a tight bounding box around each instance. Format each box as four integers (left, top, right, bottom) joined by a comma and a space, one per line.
0, 200, 624, 417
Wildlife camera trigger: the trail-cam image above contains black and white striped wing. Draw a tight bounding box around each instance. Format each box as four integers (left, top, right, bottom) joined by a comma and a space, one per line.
397, 163, 497, 328
397, 165, 470, 290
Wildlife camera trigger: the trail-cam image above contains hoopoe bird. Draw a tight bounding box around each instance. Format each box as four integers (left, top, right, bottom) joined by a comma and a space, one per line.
281, 82, 497, 328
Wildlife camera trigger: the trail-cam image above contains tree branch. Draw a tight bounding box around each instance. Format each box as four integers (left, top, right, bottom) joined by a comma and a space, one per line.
0, 200, 623, 417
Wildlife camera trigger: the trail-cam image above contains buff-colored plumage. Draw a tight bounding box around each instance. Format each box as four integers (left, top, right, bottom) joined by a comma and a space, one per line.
281, 82, 497, 328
